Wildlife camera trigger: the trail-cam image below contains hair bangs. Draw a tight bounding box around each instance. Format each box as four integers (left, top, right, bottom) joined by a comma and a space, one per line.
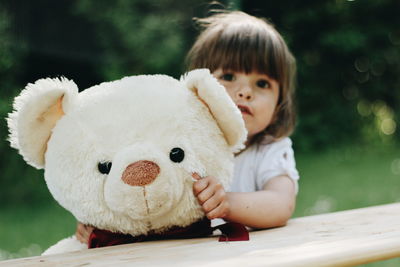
204, 27, 280, 81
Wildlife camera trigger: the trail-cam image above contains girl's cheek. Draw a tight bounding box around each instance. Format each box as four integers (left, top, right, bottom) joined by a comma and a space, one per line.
218, 80, 228, 87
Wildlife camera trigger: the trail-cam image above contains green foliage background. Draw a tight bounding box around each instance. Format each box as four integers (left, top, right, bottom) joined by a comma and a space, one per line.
248, 0, 400, 151
0, 0, 399, 264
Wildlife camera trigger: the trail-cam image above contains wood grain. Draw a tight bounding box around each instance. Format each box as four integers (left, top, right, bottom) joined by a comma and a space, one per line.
2, 203, 400, 266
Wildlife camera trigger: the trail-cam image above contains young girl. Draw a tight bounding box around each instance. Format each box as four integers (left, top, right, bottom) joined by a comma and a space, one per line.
76, 10, 298, 242
188, 10, 299, 229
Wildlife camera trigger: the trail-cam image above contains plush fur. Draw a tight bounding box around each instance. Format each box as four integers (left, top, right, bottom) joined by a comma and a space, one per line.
7, 69, 246, 255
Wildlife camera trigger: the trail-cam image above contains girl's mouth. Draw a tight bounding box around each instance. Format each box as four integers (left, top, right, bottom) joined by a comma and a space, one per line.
237, 105, 252, 116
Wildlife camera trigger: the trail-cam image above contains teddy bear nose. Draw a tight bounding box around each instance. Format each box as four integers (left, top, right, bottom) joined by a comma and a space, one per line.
121, 160, 160, 186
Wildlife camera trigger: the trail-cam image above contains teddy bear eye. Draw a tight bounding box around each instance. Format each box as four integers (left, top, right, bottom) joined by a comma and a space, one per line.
98, 161, 112, 174
169, 148, 185, 163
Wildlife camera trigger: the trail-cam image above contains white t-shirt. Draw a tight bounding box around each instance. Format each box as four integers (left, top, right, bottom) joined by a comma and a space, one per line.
229, 137, 299, 193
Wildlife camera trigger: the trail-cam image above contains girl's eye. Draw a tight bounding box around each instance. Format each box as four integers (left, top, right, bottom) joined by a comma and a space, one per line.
220, 73, 235, 81
256, 79, 271, 89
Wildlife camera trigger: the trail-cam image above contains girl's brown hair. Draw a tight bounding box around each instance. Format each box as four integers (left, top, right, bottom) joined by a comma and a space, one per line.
186, 11, 296, 145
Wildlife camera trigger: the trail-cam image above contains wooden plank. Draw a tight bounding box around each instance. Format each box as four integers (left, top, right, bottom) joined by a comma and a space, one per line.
2, 203, 400, 267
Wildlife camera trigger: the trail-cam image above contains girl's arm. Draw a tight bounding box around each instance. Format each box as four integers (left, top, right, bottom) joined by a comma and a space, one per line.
193, 175, 296, 229
225, 176, 296, 228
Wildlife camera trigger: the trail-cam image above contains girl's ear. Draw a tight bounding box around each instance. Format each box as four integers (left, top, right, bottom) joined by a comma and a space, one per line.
182, 69, 247, 153
7, 77, 78, 169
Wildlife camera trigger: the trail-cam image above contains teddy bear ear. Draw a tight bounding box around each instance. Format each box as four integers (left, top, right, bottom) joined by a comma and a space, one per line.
182, 69, 247, 153
7, 77, 78, 169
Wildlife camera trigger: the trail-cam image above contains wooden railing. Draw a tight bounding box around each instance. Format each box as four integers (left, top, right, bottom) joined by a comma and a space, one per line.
1, 203, 400, 266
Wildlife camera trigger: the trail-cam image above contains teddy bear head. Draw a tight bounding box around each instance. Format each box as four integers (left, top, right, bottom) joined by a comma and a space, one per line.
7, 69, 246, 236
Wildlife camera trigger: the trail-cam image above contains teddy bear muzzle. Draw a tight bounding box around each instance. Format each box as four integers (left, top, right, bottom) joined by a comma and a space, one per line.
121, 160, 160, 186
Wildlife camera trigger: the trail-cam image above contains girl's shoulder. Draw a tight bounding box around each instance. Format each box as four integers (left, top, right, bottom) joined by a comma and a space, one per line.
252, 137, 293, 156
236, 137, 294, 163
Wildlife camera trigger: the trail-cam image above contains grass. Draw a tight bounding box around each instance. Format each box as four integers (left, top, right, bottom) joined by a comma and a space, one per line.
0, 144, 399, 265
0, 201, 76, 260
294, 145, 400, 217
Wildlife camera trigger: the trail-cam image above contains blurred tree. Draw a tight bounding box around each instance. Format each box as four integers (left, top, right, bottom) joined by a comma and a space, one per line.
242, 0, 400, 150
0, 1, 47, 207
73, 0, 209, 79
6, 0, 104, 89
0, 0, 108, 206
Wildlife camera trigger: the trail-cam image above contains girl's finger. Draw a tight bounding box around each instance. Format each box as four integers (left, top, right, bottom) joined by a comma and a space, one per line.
193, 178, 209, 195
202, 194, 221, 214
191, 173, 202, 180
196, 186, 215, 204
206, 201, 228, 219
84, 226, 94, 236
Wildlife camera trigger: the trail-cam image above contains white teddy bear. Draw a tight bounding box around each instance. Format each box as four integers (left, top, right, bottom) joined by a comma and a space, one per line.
7, 69, 247, 255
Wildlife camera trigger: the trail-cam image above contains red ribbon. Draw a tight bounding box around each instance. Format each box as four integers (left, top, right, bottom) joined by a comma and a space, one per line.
88, 218, 249, 248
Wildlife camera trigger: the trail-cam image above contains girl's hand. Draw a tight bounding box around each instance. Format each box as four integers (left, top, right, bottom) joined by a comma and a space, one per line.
192, 173, 230, 219
76, 222, 94, 244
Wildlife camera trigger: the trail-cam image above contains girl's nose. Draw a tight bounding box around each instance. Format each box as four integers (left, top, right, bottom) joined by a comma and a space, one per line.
237, 86, 252, 100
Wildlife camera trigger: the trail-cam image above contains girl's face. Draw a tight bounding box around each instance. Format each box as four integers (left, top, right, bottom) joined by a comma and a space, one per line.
213, 69, 280, 141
